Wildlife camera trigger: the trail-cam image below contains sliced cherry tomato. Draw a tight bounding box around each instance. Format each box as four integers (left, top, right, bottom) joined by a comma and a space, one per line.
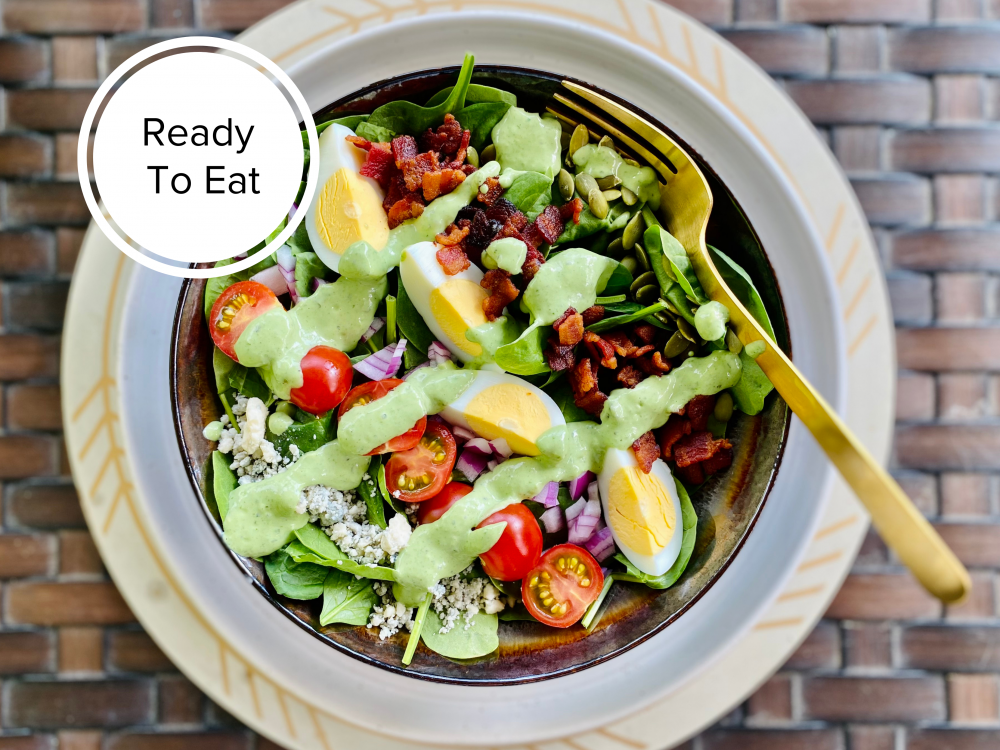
477, 504, 543, 582
337, 379, 426, 454
521, 544, 604, 628
385, 421, 457, 502
417, 482, 473, 524
209, 280, 282, 360
289, 346, 353, 415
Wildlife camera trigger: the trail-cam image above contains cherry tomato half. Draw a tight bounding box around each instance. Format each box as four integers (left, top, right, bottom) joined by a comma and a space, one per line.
385, 421, 457, 503
337, 379, 426, 455
417, 482, 473, 524
477, 504, 543, 582
521, 544, 604, 628
209, 280, 282, 360
289, 346, 353, 415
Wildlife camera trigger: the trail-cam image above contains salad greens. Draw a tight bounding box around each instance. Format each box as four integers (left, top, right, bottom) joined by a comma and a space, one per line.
265, 547, 328, 600
320, 569, 378, 626
420, 610, 499, 659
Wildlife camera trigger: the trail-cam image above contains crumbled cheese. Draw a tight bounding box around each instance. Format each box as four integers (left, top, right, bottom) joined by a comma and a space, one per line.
430, 571, 506, 634
380, 514, 412, 556
241, 397, 267, 455
368, 581, 415, 640
208, 393, 298, 485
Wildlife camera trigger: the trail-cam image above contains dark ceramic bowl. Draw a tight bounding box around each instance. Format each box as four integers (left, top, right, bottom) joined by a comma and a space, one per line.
171, 66, 790, 685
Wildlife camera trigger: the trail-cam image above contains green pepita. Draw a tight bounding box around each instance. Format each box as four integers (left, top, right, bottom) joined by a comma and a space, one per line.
596, 174, 621, 190
607, 237, 625, 258
635, 284, 659, 305
623, 157, 641, 168
714, 392, 734, 422
622, 211, 645, 251
588, 188, 609, 220
575, 173, 599, 198
620, 255, 639, 275
480, 143, 496, 163
466, 145, 479, 168
634, 243, 651, 273
597, 135, 614, 150
620, 187, 638, 206
629, 271, 658, 298
677, 317, 699, 343
560, 131, 571, 150
558, 169, 575, 201
653, 311, 676, 327
602, 189, 622, 201
725, 328, 743, 354
663, 331, 688, 358
569, 123, 589, 156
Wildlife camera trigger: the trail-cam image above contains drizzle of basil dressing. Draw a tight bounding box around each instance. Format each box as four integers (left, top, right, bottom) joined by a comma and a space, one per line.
491, 107, 563, 180
573, 143, 661, 208
392, 350, 742, 604
522, 248, 617, 325
482, 237, 527, 274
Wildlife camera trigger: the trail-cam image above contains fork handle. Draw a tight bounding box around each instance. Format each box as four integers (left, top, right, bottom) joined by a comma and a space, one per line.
755, 344, 970, 603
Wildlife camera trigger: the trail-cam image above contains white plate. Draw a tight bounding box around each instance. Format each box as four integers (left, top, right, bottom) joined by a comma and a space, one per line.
62, 1, 893, 748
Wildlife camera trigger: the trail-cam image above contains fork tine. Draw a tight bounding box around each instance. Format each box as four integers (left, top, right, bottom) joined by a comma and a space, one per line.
543, 108, 603, 142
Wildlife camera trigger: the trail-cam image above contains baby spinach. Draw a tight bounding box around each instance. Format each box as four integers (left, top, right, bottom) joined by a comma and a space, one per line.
212, 450, 238, 521
366, 52, 475, 137
227, 364, 272, 404
315, 114, 369, 134
502, 171, 552, 220
290, 525, 396, 581
556, 202, 630, 245
455, 101, 511, 151
642, 211, 706, 305
601, 301, 643, 314
377, 462, 407, 515
356, 459, 387, 529
585, 300, 667, 334
420, 610, 499, 659
601, 263, 633, 297
268, 412, 333, 461
355, 121, 395, 143
396, 279, 435, 354
294, 251, 327, 298
497, 605, 538, 622
213, 347, 236, 394
494, 324, 550, 376
286, 219, 313, 256
265, 546, 328, 600
319, 568, 378, 626
425, 83, 517, 108
613, 479, 697, 589
731, 350, 773, 416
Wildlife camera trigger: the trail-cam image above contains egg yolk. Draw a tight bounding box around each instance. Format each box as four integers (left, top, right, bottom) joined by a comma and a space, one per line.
314, 167, 389, 255
606, 467, 677, 556
464, 383, 552, 456
429, 279, 489, 356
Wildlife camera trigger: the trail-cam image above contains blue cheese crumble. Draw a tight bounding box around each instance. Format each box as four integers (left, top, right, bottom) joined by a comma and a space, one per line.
210, 394, 297, 485
431, 572, 507, 634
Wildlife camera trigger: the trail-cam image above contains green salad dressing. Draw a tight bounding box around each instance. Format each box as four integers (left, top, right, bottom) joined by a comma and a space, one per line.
234, 277, 386, 399
223, 439, 371, 558
491, 107, 562, 180
337, 162, 502, 280
392, 350, 742, 604
573, 143, 660, 208
482, 237, 527, 275
466, 315, 521, 367
337, 365, 475, 455
522, 248, 617, 325
694, 300, 730, 342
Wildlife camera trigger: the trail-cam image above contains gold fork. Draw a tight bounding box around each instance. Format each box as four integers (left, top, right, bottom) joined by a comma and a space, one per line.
553, 81, 970, 604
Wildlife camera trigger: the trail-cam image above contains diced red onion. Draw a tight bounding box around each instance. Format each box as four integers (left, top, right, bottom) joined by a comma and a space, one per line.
587, 481, 601, 505
312, 277, 328, 291
540, 506, 565, 534
450, 424, 477, 443
251, 265, 288, 296
276, 245, 299, 305
489, 439, 512, 459
567, 496, 602, 544
289, 203, 298, 221
233, 252, 248, 261
353, 339, 406, 381
487, 459, 498, 472
584, 526, 615, 562
360, 316, 385, 343
455, 447, 488, 482
532, 482, 559, 508
463, 438, 492, 457
569, 471, 595, 501
428, 341, 454, 366
565, 498, 585, 523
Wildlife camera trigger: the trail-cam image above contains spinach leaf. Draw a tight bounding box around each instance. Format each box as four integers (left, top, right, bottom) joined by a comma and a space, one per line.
355, 121, 395, 143
268, 412, 333, 460
502, 171, 552, 220
356, 457, 387, 529
315, 114, 369, 134
366, 52, 475, 136
378, 462, 407, 515
290, 525, 395, 581
286, 218, 312, 256
455, 101, 511, 151
228, 364, 272, 403
420, 610, 499, 659
213, 346, 237, 394
601, 263, 633, 297
424, 83, 517, 108
319, 568, 378, 626
731, 351, 773, 416
642, 215, 707, 305
586, 300, 667, 334
497, 605, 538, 622
404, 346, 429, 371
264, 546, 327, 600
294, 251, 327, 299
493, 324, 550, 376
212, 450, 238, 521
613, 479, 697, 589
396, 278, 435, 354
601, 301, 643, 314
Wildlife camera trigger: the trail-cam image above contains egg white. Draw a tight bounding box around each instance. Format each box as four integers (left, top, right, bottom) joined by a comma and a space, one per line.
598, 449, 684, 576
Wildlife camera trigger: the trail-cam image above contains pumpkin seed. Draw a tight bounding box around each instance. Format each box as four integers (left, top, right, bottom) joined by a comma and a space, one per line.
607, 237, 625, 258
635, 284, 659, 305
575, 173, 599, 198
664, 331, 688, 358
677, 317, 699, 342
560, 131, 571, 150
602, 189, 622, 201
663, 299, 681, 316
588, 188, 609, 220
466, 145, 480, 168
569, 123, 589, 156
629, 271, 658, 298
634, 243, 651, 272
596, 174, 621, 190
623, 157, 641, 167
480, 143, 496, 163
558, 169, 575, 201
714, 392, 734, 422
620, 187, 638, 206
653, 311, 676, 327
620, 255, 639, 275
725, 328, 743, 354
598, 135, 614, 150
622, 211, 645, 251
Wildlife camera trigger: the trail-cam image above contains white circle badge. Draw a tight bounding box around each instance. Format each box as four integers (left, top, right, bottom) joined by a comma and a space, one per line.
80, 37, 320, 278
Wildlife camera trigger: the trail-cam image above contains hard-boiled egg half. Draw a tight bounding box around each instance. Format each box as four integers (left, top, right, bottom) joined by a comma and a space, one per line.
440, 370, 564, 456
598, 450, 683, 576
399, 241, 493, 363
306, 123, 389, 273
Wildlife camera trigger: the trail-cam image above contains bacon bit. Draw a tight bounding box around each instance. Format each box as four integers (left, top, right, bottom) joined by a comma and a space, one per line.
675, 462, 705, 485
522, 246, 545, 283
461, 163, 478, 175
632, 323, 657, 344
381, 173, 407, 213
658, 415, 692, 461
576, 388, 608, 416
582, 305, 605, 325
387, 195, 425, 229
553, 308, 585, 346
700, 443, 734, 476
673, 431, 732, 468
604, 331, 637, 358
345, 135, 374, 150
422, 167, 466, 201
421, 114, 465, 157
391, 135, 419, 168
476, 177, 504, 206
436, 244, 470, 275
632, 431, 660, 474
486, 198, 522, 225
447, 129, 472, 168
481, 269, 519, 321
629, 344, 656, 358
583, 331, 617, 369
435, 223, 470, 246
650, 352, 672, 372
559, 197, 584, 225
358, 144, 395, 189
545, 338, 576, 371
685, 395, 716, 432
570, 356, 599, 394
533, 205, 565, 245
402, 151, 440, 192
616, 364, 643, 388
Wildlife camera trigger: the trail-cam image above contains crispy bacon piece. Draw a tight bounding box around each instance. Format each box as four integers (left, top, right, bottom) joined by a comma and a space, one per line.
534, 205, 565, 245
674, 463, 705, 485
476, 177, 504, 207
522, 246, 545, 283
446, 129, 472, 168
391, 135, 419, 167
423, 167, 466, 201
685, 395, 716, 432
402, 151, 440, 192
616, 364, 643, 388
559, 197, 584, 225
630, 344, 656, 358
358, 144, 395, 189
650, 351, 672, 373
435, 223, 469, 246
576, 388, 608, 416
345, 135, 374, 150
553, 308, 585, 347
701, 443, 734, 476
582, 305, 605, 325
436, 244, 470, 275
673, 431, 732, 468
570, 356, 599, 394
461, 163, 478, 175
386, 194, 425, 229
658, 415, 692, 461
604, 331, 637, 358
421, 114, 466, 157
633, 323, 656, 344
583, 331, 617, 369
632, 431, 659, 474
545, 338, 576, 372
481, 269, 519, 321
486, 198, 522, 225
